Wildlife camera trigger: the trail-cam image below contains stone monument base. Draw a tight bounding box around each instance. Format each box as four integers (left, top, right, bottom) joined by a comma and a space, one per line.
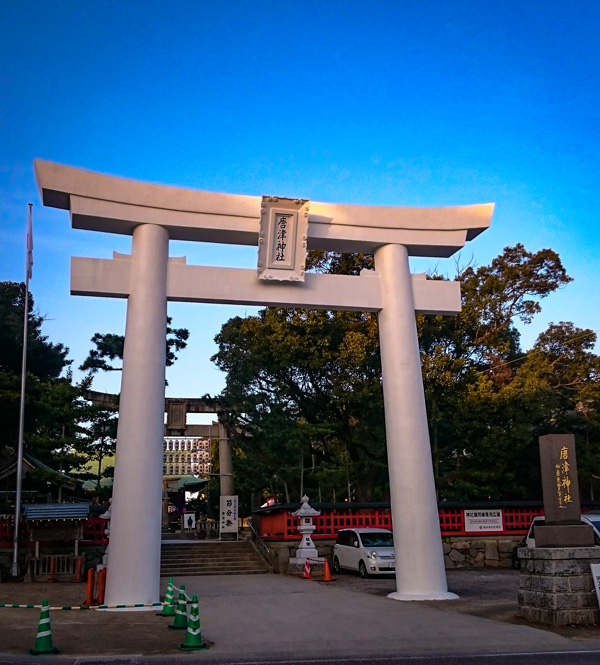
534, 524, 594, 548
518, 547, 600, 626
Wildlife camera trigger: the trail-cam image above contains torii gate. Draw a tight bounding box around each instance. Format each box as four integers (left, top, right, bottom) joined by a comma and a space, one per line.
35, 160, 493, 605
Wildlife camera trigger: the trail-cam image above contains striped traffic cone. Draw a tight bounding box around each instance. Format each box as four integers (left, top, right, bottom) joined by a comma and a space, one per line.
157, 578, 176, 616
178, 595, 208, 651
168, 584, 188, 630
29, 599, 59, 655
303, 558, 313, 579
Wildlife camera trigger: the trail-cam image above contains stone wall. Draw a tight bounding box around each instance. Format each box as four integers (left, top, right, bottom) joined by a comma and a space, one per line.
262, 536, 523, 573
443, 537, 521, 569
517, 547, 600, 626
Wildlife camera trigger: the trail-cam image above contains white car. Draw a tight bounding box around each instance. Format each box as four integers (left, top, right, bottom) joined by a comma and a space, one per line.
332, 527, 395, 577
524, 513, 600, 547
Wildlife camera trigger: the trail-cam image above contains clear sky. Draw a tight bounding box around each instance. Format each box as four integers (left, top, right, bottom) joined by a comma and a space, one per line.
1, 1, 598, 410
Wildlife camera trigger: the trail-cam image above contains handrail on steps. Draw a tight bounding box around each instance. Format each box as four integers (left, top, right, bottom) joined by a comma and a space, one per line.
247, 521, 271, 560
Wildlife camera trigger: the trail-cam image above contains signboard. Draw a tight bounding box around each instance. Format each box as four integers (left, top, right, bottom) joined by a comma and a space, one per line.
591, 563, 600, 609
257, 196, 309, 282
464, 509, 503, 532
219, 495, 238, 533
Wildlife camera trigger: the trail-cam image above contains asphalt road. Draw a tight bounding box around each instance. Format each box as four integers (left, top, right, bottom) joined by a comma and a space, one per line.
2, 568, 600, 662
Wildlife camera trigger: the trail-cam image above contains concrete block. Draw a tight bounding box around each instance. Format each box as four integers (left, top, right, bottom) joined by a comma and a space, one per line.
578, 592, 600, 609
485, 541, 499, 561
444, 555, 454, 569
469, 539, 487, 549
567, 609, 598, 625
454, 540, 470, 551
448, 549, 465, 562
520, 559, 534, 574
552, 610, 571, 626
442, 542, 451, 555
535, 525, 595, 548
498, 540, 515, 553
569, 575, 593, 592
519, 575, 532, 591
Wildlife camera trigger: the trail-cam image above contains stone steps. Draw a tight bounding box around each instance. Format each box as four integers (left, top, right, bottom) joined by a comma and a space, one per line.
160, 540, 269, 577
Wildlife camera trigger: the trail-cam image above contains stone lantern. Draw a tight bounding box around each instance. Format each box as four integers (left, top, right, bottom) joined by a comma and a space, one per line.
290, 495, 320, 563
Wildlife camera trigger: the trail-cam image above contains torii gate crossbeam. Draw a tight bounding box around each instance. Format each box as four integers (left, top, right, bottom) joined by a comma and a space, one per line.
35, 160, 493, 605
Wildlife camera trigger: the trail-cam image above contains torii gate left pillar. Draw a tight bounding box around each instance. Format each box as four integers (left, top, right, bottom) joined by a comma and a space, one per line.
35, 160, 493, 606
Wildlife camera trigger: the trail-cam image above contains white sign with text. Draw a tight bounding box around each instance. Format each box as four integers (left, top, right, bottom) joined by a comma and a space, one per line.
219, 495, 239, 533
464, 509, 503, 532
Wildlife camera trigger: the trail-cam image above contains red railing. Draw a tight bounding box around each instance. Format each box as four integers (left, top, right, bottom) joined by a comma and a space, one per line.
81, 517, 109, 545
256, 502, 600, 541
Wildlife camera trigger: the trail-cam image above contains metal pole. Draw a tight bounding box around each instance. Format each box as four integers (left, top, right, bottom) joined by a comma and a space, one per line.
11, 203, 33, 577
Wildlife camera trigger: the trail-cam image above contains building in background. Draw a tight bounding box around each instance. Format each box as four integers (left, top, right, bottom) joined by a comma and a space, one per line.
163, 436, 212, 478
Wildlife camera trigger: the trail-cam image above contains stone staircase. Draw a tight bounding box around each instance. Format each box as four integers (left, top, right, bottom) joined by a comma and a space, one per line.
160, 539, 270, 577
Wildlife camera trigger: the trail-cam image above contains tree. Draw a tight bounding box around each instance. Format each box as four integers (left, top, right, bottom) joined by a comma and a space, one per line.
0, 282, 95, 499
212, 244, 596, 506
84, 408, 118, 488
0, 282, 71, 467
419, 246, 577, 500
79, 318, 189, 373
213, 304, 387, 509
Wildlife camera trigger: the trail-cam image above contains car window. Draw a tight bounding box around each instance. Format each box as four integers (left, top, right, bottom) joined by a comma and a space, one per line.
584, 517, 600, 545
338, 531, 355, 546
528, 518, 544, 538
359, 532, 394, 547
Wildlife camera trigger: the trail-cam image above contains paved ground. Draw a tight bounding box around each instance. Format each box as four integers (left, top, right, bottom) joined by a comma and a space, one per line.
0, 569, 599, 662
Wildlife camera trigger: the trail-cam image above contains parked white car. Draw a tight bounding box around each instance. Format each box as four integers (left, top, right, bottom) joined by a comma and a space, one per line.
332, 527, 395, 577
524, 513, 600, 548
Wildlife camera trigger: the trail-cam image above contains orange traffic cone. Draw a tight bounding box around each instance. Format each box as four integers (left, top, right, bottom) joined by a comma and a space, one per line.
303, 559, 313, 579
322, 558, 333, 582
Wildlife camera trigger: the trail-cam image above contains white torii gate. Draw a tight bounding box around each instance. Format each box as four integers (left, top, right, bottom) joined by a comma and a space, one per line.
35, 160, 493, 605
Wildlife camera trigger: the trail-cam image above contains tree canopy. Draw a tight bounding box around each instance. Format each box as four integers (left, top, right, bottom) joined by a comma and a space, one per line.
212, 245, 600, 510
0, 282, 92, 492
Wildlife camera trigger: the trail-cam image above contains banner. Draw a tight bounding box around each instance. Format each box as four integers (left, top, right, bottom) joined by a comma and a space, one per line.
219, 495, 238, 533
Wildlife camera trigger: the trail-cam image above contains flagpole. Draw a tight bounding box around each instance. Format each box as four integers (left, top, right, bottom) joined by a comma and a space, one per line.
11, 203, 33, 578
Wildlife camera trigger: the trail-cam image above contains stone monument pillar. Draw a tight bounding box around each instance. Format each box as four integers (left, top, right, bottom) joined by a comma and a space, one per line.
518, 434, 600, 626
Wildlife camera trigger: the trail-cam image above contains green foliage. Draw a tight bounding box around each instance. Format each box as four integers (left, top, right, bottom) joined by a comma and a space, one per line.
213, 297, 387, 507
213, 244, 600, 506
0, 283, 96, 498
80, 317, 189, 372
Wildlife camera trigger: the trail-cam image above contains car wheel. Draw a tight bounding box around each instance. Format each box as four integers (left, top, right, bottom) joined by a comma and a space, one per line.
358, 560, 369, 578
333, 556, 341, 574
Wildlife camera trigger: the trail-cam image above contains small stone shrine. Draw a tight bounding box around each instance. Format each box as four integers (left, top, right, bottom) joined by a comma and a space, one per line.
518, 434, 600, 625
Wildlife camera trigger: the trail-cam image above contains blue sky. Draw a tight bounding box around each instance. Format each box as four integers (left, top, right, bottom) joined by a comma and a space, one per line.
1, 1, 598, 410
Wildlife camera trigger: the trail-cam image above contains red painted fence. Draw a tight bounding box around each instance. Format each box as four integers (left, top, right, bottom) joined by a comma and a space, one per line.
255, 502, 600, 541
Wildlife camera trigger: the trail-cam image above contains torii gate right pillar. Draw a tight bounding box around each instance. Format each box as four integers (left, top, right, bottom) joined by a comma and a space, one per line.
376, 244, 457, 599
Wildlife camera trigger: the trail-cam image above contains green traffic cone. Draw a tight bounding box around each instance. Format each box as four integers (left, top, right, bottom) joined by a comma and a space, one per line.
29, 599, 59, 655
157, 578, 176, 616
168, 584, 188, 630
178, 595, 208, 651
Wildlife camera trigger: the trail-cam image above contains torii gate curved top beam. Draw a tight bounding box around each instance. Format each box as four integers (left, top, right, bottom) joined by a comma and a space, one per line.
35, 159, 493, 257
